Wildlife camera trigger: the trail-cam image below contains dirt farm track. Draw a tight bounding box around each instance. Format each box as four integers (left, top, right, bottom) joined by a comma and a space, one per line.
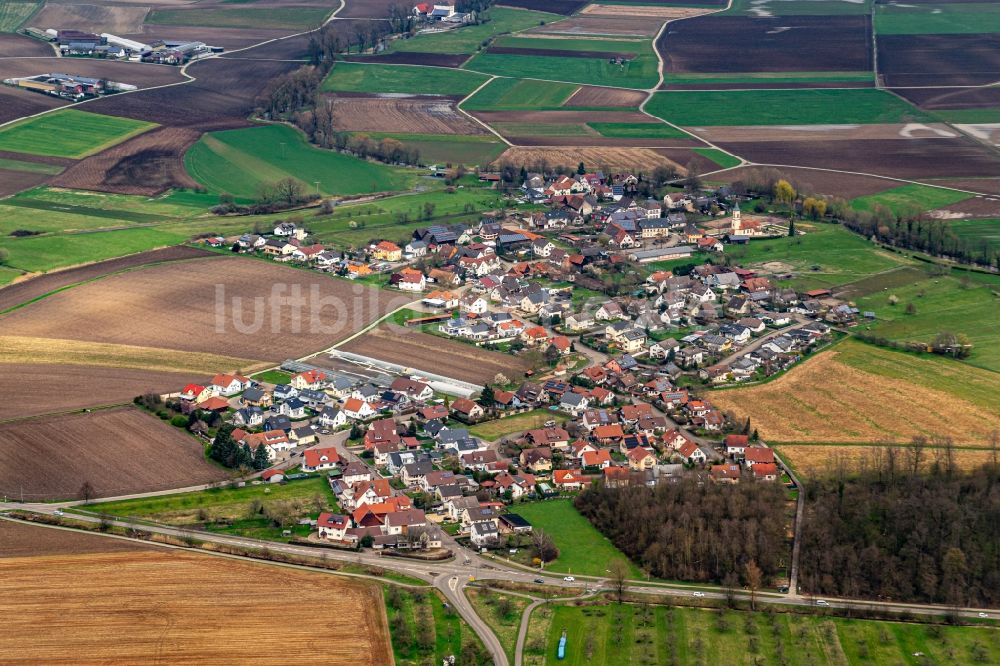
0, 407, 227, 501
0, 524, 393, 665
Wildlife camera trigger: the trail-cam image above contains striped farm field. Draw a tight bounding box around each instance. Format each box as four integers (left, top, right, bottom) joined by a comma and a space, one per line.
0, 109, 155, 159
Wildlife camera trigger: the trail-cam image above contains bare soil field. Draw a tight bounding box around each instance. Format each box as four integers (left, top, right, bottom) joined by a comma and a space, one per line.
879, 34, 1000, 87
0, 168, 51, 197
51, 126, 202, 195
0, 85, 67, 125
659, 16, 872, 74
0, 245, 214, 312
0, 549, 392, 665
0, 33, 54, 58
493, 145, 684, 171
580, 4, 714, 19
342, 51, 469, 67
126, 25, 293, 49
32, 3, 151, 34
0, 57, 184, 89
0, 363, 201, 420
931, 196, 1000, 219
0, 256, 405, 361
655, 147, 727, 174
711, 165, 897, 199
0, 519, 157, 558
339, 0, 399, 19
564, 85, 646, 108
691, 123, 962, 143
510, 135, 697, 147
338, 325, 530, 385
0, 407, 227, 501
529, 16, 664, 38
497, 0, 588, 15
329, 96, 486, 134
925, 178, 1000, 196
85, 57, 299, 131
895, 86, 1000, 111
778, 444, 995, 478
713, 137, 1000, 180
711, 347, 1000, 447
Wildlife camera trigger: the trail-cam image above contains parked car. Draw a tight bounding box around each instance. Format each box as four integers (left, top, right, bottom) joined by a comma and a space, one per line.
534, 578, 545, 584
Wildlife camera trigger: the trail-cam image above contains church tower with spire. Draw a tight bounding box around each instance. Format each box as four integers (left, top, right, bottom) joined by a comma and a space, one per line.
731, 201, 742, 232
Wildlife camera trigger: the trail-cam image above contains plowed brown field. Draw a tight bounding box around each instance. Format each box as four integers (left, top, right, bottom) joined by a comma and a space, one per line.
493, 146, 684, 171
0, 407, 227, 501
564, 85, 647, 108
530, 15, 664, 38
712, 165, 896, 199
337, 325, 530, 385
1, 519, 157, 558
328, 96, 486, 134
0, 547, 392, 665
51, 126, 201, 195
32, 4, 151, 34
0, 363, 201, 420
0, 256, 406, 362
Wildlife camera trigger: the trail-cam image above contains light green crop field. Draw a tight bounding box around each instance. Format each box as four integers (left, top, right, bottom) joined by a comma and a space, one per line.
462, 77, 579, 111
536, 603, 1000, 666
875, 3, 1000, 35
664, 71, 875, 86
321, 62, 489, 95
465, 48, 659, 89
723, 222, 914, 291
0, 109, 155, 159
850, 183, 970, 214
0, 157, 63, 175
0, 266, 24, 286
588, 122, 688, 139
146, 7, 329, 29
0, 227, 187, 272
492, 122, 593, 137
493, 35, 651, 53
345, 132, 506, 166
513, 499, 643, 578
951, 218, 1000, 254
184, 124, 416, 199
930, 108, 1000, 124
387, 7, 558, 54
693, 147, 742, 168
0, 1, 39, 31
646, 89, 932, 126
854, 272, 1000, 373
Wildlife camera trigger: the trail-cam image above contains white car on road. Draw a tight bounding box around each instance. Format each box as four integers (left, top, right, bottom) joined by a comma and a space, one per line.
564, 576, 575, 582
692, 591, 705, 597
816, 599, 830, 606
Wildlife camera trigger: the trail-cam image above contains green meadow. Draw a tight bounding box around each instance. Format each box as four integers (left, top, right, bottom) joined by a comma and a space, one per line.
875, 3, 1000, 35
462, 77, 579, 111
322, 62, 489, 96
0, 109, 155, 159
851, 183, 970, 215
184, 124, 416, 199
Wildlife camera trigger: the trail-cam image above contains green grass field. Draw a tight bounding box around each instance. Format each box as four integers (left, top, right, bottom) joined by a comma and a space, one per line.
0, 265, 24, 285
493, 35, 651, 54
146, 7, 329, 29
0, 157, 63, 175
493, 122, 592, 137
0, 109, 155, 159
851, 183, 970, 215
462, 77, 579, 111
875, 2, 1000, 35
723, 222, 913, 290
184, 124, 416, 199
854, 273, 1000, 373
0, 1, 38, 31
664, 71, 875, 86
469, 409, 556, 440
387, 7, 558, 54
0, 227, 187, 272
951, 218, 1000, 254
344, 132, 506, 166
537, 602, 1000, 666
693, 147, 742, 169
512, 500, 643, 579
588, 122, 688, 139
385, 588, 481, 664
251, 369, 291, 384
929, 108, 1000, 124
646, 89, 932, 126
467, 588, 532, 664
322, 62, 489, 95
465, 49, 659, 90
